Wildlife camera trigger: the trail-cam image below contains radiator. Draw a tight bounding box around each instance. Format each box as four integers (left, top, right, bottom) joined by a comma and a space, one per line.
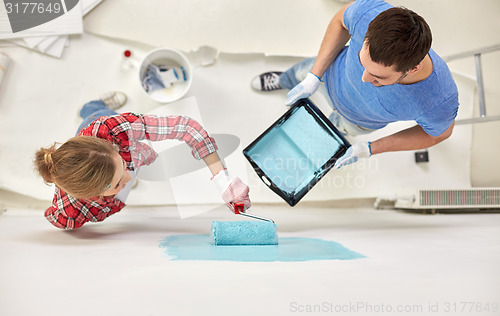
393, 188, 500, 210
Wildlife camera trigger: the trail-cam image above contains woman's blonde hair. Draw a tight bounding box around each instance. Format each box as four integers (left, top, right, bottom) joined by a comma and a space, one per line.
34, 136, 118, 199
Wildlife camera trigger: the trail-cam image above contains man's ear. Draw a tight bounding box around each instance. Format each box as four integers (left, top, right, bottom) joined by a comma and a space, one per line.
408, 62, 423, 74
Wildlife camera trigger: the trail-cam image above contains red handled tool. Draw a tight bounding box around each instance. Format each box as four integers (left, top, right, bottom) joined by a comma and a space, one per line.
233, 204, 275, 223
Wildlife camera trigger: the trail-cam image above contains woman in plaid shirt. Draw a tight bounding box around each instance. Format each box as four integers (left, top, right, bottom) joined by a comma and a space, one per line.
34, 93, 251, 230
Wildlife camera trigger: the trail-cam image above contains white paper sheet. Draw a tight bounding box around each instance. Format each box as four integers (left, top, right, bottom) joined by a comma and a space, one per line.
83, 0, 500, 57
0, 33, 479, 205
0, 0, 102, 58
84, 0, 343, 57
0, 0, 83, 39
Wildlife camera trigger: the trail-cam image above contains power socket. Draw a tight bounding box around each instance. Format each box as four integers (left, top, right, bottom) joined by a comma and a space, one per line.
415, 150, 429, 163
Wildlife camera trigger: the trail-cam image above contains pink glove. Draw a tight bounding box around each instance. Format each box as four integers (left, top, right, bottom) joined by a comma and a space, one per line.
212, 169, 251, 213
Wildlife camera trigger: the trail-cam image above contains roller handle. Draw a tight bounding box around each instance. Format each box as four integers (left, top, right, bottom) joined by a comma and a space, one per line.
233, 203, 275, 223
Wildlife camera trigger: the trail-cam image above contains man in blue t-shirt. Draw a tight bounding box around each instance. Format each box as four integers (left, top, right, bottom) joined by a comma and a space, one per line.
252, 0, 459, 169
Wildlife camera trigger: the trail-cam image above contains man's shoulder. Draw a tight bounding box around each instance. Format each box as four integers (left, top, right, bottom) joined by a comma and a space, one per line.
428, 49, 458, 93
344, 0, 393, 36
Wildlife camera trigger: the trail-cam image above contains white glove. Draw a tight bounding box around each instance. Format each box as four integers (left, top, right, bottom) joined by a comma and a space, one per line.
212, 169, 251, 213
334, 142, 372, 169
285, 72, 321, 106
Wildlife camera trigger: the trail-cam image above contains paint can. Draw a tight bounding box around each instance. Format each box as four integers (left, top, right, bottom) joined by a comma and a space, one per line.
139, 47, 192, 103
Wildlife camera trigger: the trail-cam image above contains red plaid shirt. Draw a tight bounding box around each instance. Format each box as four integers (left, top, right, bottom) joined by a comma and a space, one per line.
45, 113, 218, 229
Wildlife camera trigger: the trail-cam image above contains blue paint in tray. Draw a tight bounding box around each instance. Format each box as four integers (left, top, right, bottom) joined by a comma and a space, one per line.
243, 100, 350, 206
159, 235, 365, 262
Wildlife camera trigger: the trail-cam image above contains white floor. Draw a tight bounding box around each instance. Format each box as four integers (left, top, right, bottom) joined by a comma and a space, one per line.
1, 203, 499, 316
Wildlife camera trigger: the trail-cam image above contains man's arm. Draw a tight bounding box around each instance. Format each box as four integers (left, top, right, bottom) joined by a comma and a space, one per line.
334, 122, 455, 169
370, 122, 455, 155
310, 3, 353, 78
284, 2, 353, 106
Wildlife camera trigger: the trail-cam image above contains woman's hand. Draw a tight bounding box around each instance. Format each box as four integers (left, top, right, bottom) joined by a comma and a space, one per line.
212, 170, 251, 212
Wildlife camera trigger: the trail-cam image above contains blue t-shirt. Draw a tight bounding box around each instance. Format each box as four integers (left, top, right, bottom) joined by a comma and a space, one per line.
323, 0, 459, 136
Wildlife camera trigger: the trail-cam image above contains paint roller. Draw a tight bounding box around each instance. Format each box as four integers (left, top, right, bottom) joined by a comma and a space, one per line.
211, 204, 278, 246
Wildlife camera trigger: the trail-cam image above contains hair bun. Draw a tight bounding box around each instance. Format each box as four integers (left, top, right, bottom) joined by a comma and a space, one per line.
44, 152, 53, 165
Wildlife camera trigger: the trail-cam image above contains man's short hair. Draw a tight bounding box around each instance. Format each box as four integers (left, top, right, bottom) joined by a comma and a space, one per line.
365, 7, 432, 73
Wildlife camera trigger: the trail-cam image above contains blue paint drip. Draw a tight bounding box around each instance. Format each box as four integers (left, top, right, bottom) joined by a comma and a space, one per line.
159, 235, 365, 262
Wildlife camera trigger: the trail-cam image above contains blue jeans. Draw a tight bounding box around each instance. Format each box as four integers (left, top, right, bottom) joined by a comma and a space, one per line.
76, 100, 117, 135
280, 57, 374, 136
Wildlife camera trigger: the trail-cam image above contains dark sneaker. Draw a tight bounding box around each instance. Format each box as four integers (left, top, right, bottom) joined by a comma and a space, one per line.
251, 71, 283, 91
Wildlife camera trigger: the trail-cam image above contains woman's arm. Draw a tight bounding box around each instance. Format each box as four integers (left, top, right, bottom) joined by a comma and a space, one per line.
84, 113, 219, 160
203, 152, 225, 177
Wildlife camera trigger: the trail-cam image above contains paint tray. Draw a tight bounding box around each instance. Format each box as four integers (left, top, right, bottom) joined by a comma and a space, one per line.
243, 99, 350, 206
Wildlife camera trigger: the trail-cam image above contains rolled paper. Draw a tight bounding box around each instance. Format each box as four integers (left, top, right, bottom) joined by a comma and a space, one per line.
0, 52, 11, 89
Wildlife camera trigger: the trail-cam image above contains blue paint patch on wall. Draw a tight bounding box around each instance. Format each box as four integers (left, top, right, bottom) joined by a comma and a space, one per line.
159, 235, 365, 262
